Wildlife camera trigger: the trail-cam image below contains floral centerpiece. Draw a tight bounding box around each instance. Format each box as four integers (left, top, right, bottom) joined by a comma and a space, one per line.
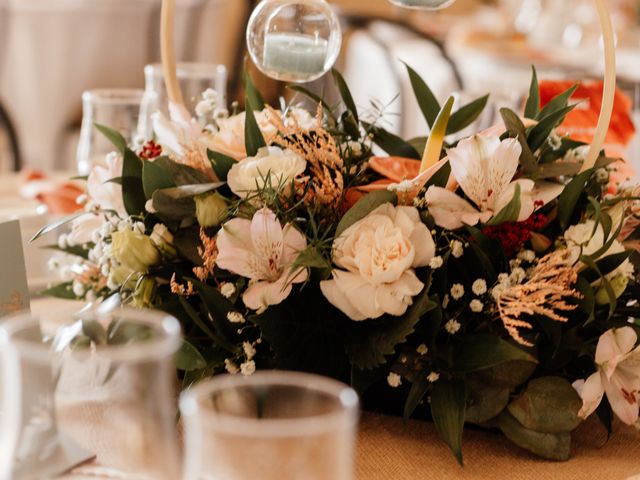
39, 67, 640, 463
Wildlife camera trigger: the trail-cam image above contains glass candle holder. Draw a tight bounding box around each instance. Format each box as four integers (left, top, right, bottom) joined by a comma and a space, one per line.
180, 371, 359, 480
138, 62, 228, 140
246, 0, 342, 83
76, 89, 144, 175
387, 0, 457, 9
0, 307, 182, 479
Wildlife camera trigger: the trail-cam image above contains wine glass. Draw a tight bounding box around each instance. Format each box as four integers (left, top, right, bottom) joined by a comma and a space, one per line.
76, 89, 144, 175
180, 371, 359, 480
0, 307, 182, 479
137, 62, 228, 140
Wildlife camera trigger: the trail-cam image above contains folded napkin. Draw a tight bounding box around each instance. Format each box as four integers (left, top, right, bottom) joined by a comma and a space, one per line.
18, 169, 85, 215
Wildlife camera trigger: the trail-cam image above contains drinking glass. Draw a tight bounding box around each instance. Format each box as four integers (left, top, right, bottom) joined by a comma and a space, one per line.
180, 371, 359, 480
76, 89, 144, 175
138, 62, 228, 140
0, 307, 182, 479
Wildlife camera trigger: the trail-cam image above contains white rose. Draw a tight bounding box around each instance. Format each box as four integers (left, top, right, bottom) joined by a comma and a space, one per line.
227, 146, 306, 198
210, 107, 316, 161
565, 219, 634, 279
320, 203, 435, 321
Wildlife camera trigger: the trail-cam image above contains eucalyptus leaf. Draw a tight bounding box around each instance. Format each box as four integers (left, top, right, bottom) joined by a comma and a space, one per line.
475, 360, 537, 389
153, 156, 211, 185
507, 376, 582, 433
335, 190, 397, 238
498, 411, 571, 461
465, 375, 510, 425
175, 340, 207, 371
431, 379, 466, 466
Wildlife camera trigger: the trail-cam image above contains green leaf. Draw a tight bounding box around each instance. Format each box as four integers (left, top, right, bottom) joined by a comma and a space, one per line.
335, 190, 397, 238
287, 85, 335, 117
292, 246, 331, 271
404, 374, 429, 421
43, 243, 91, 260
431, 379, 466, 466
485, 183, 521, 226
404, 63, 440, 128
175, 340, 207, 371
579, 252, 631, 283
346, 287, 437, 369
153, 156, 211, 185
178, 296, 230, 349
244, 71, 265, 110
524, 66, 540, 119
507, 376, 582, 433
152, 183, 224, 220
528, 105, 576, 152
364, 124, 421, 159
122, 148, 146, 215
537, 84, 578, 120
31, 212, 86, 242
499, 108, 537, 174
535, 162, 581, 179
465, 375, 510, 425
453, 335, 536, 373
423, 161, 451, 190
40, 281, 77, 300
94, 123, 127, 153
498, 411, 571, 461
244, 97, 266, 157
447, 94, 489, 134
576, 276, 595, 325
207, 149, 237, 182
332, 69, 359, 124
142, 160, 176, 199
351, 365, 386, 396
557, 169, 593, 230
474, 360, 537, 389
408, 136, 427, 156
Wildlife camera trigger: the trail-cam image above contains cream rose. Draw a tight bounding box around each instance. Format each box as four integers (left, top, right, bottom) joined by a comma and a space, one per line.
227, 146, 306, 198
320, 203, 436, 321
210, 107, 317, 161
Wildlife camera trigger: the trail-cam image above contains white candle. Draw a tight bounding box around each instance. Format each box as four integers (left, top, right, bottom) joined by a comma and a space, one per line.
263, 32, 328, 81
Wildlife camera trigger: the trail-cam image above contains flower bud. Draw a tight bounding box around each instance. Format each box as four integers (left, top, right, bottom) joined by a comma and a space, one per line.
150, 223, 177, 258
132, 276, 157, 308
595, 275, 629, 305
111, 229, 160, 273
195, 192, 227, 228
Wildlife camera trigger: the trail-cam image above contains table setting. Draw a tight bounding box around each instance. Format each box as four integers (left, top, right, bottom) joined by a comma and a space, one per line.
1, 0, 640, 478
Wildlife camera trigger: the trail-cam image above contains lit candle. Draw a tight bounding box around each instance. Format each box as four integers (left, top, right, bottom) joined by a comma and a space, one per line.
263, 32, 329, 81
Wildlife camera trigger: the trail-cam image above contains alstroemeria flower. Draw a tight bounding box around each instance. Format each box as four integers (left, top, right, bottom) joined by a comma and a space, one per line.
216, 208, 307, 312
87, 152, 126, 216
320, 204, 435, 321
423, 135, 562, 230
573, 327, 640, 426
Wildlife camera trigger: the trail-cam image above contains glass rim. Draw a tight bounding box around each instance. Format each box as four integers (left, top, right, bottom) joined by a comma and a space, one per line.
145, 62, 227, 80
0, 307, 181, 363
179, 370, 359, 437
82, 88, 145, 105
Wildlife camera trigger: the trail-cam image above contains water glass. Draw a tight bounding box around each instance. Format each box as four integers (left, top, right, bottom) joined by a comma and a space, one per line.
180, 371, 359, 480
76, 89, 144, 175
0, 307, 182, 479
138, 62, 228, 140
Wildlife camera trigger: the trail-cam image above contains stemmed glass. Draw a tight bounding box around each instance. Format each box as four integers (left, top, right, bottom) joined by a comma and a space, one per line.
180, 371, 359, 480
0, 307, 182, 479
76, 89, 144, 175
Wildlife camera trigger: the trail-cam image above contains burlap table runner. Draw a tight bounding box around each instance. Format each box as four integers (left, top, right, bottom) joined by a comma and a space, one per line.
58, 412, 639, 479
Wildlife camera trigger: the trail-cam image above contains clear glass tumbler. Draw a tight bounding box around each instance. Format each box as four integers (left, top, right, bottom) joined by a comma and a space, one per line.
137, 62, 228, 140
76, 89, 144, 175
0, 307, 182, 479
180, 371, 359, 480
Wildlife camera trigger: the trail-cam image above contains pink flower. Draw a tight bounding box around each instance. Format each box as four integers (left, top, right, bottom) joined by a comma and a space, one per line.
86, 153, 126, 216
423, 136, 562, 230
216, 208, 307, 312
573, 327, 640, 426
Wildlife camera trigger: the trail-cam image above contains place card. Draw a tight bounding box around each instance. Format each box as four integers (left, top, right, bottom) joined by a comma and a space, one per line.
0, 219, 93, 479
